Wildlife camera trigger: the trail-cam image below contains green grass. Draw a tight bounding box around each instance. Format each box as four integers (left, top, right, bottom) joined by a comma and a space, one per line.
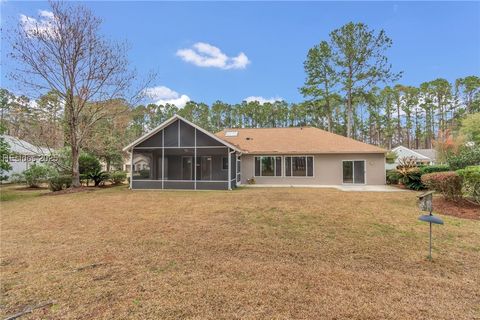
1, 187, 479, 319
0, 184, 49, 202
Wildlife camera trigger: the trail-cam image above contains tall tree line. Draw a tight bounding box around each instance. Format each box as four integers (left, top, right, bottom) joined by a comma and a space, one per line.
2, 74, 478, 154
2, 16, 479, 182
127, 76, 478, 149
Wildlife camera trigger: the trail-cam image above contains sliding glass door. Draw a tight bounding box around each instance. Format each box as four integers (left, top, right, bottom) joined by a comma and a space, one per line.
342, 160, 365, 184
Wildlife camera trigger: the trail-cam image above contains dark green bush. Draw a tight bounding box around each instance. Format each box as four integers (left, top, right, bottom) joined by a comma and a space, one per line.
447, 146, 480, 170
396, 158, 425, 190
79, 173, 89, 186
402, 170, 424, 190
109, 171, 127, 185
386, 170, 401, 185
48, 175, 72, 191
88, 169, 108, 186
139, 169, 150, 179
457, 166, 480, 204
419, 165, 450, 175
421, 171, 463, 201
79, 153, 101, 175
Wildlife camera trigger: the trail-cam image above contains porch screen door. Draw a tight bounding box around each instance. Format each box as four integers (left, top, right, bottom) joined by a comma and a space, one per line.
196, 156, 212, 180
182, 157, 193, 180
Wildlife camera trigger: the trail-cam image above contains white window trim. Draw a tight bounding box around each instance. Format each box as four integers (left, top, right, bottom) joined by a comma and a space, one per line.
341, 159, 367, 185
254, 155, 283, 177
284, 155, 315, 178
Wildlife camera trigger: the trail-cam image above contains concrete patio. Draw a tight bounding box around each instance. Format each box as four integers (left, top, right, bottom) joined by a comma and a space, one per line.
242, 184, 407, 192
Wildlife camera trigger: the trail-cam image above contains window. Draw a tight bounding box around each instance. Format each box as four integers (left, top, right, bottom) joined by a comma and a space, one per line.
222, 157, 228, 170
254, 156, 282, 177
225, 131, 238, 137
285, 156, 314, 177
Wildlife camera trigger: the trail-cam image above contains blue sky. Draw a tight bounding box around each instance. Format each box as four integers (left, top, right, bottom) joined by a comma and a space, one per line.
1, 1, 479, 107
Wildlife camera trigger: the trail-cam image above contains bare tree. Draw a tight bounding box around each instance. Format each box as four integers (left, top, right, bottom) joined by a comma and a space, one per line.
8, 1, 138, 187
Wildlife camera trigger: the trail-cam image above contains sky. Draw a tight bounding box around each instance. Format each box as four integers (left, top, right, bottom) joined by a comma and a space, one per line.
1, 1, 479, 107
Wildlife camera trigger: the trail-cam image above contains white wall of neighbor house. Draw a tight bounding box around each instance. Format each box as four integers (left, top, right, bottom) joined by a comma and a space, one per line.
240, 153, 386, 185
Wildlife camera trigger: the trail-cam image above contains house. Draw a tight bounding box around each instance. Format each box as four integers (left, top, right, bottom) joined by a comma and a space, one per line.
386, 146, 437, 170
123, 115, 387, 190
1, 135, 52, 181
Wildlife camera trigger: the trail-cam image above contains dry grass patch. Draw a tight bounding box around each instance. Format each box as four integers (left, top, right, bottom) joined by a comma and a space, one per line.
1, 187, 479, 319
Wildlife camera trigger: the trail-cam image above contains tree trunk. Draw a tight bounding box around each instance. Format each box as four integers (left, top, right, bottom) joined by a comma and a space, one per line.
397, 104, 401, 145
68, 96, 81, 188
346, 92, 353, 138
71, 143, 81, 187
406, 121, 411, 148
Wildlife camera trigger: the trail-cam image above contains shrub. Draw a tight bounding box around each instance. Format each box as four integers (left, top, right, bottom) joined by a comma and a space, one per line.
109, 171, 127, 185
48, 175, 72, 191
402, 169, 424, 190
396, 158, 424, 190
23, 164, 56, 188
447, 146, 480, 170
386, 170, 401, 185
421, 171, 463, 201
139, 169, 150, 179
457, 166, 480, 204
88, 169, 108, 187
10, 172, 26, 184
419, 165, 450, 175
80, 173, 89, 186
79, 153, 101, 175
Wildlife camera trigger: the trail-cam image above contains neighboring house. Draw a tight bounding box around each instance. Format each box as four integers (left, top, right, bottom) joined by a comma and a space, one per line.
414, 149, 437, 163
386, 146, 437, 170
123, 115, 387, 190
2, 135, 51, 181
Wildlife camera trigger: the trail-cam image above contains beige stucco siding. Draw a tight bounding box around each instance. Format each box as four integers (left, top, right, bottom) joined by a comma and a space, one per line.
240, 153, 386, 185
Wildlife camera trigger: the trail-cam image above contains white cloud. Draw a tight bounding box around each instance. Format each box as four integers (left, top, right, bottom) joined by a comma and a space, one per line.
244, 96, 283, 105
176, 42, 250, 70
20, 10, 55, 37
143, 85, 190, 108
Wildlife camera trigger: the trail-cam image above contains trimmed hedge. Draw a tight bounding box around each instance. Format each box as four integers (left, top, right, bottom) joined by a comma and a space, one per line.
109, 171, 127, 185
421, 171, 463, 201
48, 175, 72, 191
419, 165, 450, 175
457, 166, 480, 204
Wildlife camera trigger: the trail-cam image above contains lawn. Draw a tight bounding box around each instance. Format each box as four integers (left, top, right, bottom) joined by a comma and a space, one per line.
1, 185, 479, 319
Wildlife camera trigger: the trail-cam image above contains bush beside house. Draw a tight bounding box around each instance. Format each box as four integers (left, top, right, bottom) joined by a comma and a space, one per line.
109, 171, 127, 185
10, 164, 57, 188
421, 171, 463, 201
457, 166, 480, 204
447, 146, 480, 170
390, 152, 479, 204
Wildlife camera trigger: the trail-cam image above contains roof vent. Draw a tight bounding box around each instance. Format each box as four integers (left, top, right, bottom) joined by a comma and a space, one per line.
225, 131, 238, 137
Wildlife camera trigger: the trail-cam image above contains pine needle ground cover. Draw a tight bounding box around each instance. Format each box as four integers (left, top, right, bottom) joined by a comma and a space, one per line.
1, 186, 479, 319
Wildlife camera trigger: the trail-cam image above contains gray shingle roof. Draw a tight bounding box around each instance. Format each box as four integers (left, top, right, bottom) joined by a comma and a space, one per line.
1, 135, 52, 155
